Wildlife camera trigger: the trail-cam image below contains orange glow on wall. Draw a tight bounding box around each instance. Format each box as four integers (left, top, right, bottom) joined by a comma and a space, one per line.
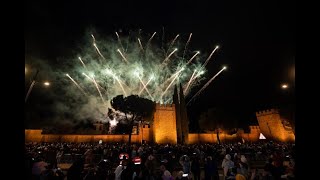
256, 109, 295, 142
153, 103, 177, 144
25, 129, 141, 143
25, 108, 295, 144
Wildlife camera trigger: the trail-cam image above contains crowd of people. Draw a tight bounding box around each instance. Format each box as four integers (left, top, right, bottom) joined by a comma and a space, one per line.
25, 141, 295, 180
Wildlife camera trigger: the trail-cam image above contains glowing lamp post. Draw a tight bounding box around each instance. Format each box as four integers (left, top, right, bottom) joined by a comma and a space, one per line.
281, 84, 288, 89
44, 81, 50, 87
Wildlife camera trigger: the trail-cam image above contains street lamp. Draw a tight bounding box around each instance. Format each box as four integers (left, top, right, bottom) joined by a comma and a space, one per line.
281, 83, 288, 89
44, 81, 50, 86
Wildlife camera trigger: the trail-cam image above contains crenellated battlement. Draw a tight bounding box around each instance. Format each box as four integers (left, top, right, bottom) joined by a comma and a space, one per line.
249, 125, 260, 130
142, 124, 151, 128
256, 108, 295, 142
256, 109, 279, 117
156, 103, 175, 110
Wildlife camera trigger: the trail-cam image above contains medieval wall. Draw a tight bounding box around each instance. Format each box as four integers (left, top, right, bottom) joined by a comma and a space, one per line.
25, 129, 43, 142
25, 107, 294, 144
140, 124, 152, 143
256, 109, 295, 142
188, 133, 238, 144
25, 129, 141, 143
236, 126, 260, 142
153, 103, 177, 144
187, 126, 260, 144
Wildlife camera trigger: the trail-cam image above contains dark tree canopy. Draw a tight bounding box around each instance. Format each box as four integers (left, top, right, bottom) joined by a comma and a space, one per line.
110, 95, 156, 123
109, 95, 156, 145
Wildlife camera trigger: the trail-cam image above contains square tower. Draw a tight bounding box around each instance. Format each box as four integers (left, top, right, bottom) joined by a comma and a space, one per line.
153, 103, 177, 144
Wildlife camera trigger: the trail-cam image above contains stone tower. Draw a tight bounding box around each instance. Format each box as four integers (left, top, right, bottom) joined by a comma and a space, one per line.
153, 103, 177, 144
256, 109, 295, 142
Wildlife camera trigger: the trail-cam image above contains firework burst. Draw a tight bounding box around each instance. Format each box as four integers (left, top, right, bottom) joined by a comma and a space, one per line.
63, 29, 222, 111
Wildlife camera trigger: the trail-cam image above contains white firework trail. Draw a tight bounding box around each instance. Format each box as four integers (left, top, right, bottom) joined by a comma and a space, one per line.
137, 75, 154, 100
82, 73, 106, 105
202, 45, 219, 68
137, 38, 144, 51
162, 48, 178, 65
115, 31, 125, 53
66, 74, 88, 96
117, 49, 129, 63
138, 77, 153, 95
167, 34, 180, 53
183, 70, 197, 95
186, 51, 200, 65
93, 43, 105, 62
147, 32, 157, 45
187, 67, 226, 105
183, 33, 192, 59
78, 57, 87, 69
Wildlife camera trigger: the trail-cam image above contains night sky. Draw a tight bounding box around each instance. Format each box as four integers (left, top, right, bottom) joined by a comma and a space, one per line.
25, 1, 295, 129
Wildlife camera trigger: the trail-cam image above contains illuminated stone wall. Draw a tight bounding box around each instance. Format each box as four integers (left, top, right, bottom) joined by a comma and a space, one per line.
237, 126, 260, 142
140, 124, 152, 143
256, 109, 295, 142
153, 103, 177, 144
25, 129, 141, 143
25, 108, 295, 144
188, 132, 237, 144
25, 129, 43, 142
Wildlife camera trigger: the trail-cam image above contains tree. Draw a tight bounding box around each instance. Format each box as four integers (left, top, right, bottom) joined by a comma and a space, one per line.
108, 95, 156, 145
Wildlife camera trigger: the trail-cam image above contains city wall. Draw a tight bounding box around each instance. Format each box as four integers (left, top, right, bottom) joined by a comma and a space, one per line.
25, 107, 295, 144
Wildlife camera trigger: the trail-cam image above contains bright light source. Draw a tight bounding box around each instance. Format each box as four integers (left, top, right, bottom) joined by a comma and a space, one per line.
216, 45, 219, 49
44, 82, 50, 86
25, 67, 27, 73
223, 66, 227, 70
281, 84, 288, 89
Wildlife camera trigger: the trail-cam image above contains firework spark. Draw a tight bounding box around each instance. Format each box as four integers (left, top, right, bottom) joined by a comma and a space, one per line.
183, 33, 192, 59
167, 34, 180, 53
162, 48, 178, 65
78, 57, 87, 69
82, 73, 106, 106
147, 32, 157, 45
117, 49, 129, 63
115, 31, 125, 53
183, 70, 197, 95
202, 45, 219, 68
93, 43, 106, 62
187, 51, 200, 65
137, 38, 144, 51
187, 66, 226, 105
66, 74, 88, 96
